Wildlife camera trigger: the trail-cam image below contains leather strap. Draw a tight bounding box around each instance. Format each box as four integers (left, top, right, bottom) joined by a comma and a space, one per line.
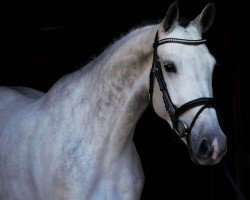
149, 31, 215, 139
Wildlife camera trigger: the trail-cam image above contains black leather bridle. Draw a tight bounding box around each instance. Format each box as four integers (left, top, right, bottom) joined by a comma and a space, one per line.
149, 32, 216, 144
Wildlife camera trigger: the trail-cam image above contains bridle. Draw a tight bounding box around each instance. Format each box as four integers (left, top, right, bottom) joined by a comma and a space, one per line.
149, 31, 216, 148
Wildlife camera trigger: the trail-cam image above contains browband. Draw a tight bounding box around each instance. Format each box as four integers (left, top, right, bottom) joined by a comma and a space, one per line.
154, 38, 207, 48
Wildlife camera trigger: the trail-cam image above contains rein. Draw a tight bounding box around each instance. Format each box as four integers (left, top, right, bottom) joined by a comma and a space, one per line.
149, 31, 216, 147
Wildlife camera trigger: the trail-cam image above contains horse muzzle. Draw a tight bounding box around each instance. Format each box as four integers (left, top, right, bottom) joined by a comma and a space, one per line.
189, 128, 227, 165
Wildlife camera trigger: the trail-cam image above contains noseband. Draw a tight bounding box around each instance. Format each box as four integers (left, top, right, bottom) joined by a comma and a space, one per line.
149, 32, 216, 143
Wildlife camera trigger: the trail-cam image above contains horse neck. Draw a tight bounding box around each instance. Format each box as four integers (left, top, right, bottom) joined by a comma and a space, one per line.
41, 25, 158, 149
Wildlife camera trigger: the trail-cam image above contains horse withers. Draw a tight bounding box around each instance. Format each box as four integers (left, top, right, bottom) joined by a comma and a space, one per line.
0, 2, 227, 200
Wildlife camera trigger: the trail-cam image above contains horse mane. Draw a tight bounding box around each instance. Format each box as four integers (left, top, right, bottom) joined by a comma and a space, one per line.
77, 21, 157, 68
80, 17, 192, 68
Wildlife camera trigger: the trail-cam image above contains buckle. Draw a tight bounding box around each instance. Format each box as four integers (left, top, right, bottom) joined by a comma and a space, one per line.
174, 120, 188, 138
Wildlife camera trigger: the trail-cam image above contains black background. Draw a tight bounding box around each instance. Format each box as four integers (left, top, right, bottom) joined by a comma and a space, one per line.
0, 0, 249, 199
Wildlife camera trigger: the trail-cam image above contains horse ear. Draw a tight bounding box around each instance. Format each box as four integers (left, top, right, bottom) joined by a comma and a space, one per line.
192, 3, 216, 34
160, 1, 179, 32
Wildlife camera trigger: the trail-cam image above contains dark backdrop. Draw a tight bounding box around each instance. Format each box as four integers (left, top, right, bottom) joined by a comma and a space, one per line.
0, 0, 249, 199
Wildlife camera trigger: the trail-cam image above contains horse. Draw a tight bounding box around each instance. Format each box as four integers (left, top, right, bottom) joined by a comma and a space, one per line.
0, 2, 227, 200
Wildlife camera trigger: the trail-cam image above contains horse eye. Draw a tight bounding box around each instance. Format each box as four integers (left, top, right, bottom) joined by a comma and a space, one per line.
164, 63, 176, 73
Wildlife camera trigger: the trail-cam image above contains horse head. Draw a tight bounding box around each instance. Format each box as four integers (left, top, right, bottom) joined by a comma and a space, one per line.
150, 2, 227, 165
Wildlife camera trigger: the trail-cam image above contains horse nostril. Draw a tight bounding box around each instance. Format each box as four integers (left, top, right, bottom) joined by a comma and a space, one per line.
198, 139, 212, 158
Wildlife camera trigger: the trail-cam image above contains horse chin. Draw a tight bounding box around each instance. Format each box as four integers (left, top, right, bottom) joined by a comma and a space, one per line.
187, 144, 224, 165
190, 152, 223, 165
